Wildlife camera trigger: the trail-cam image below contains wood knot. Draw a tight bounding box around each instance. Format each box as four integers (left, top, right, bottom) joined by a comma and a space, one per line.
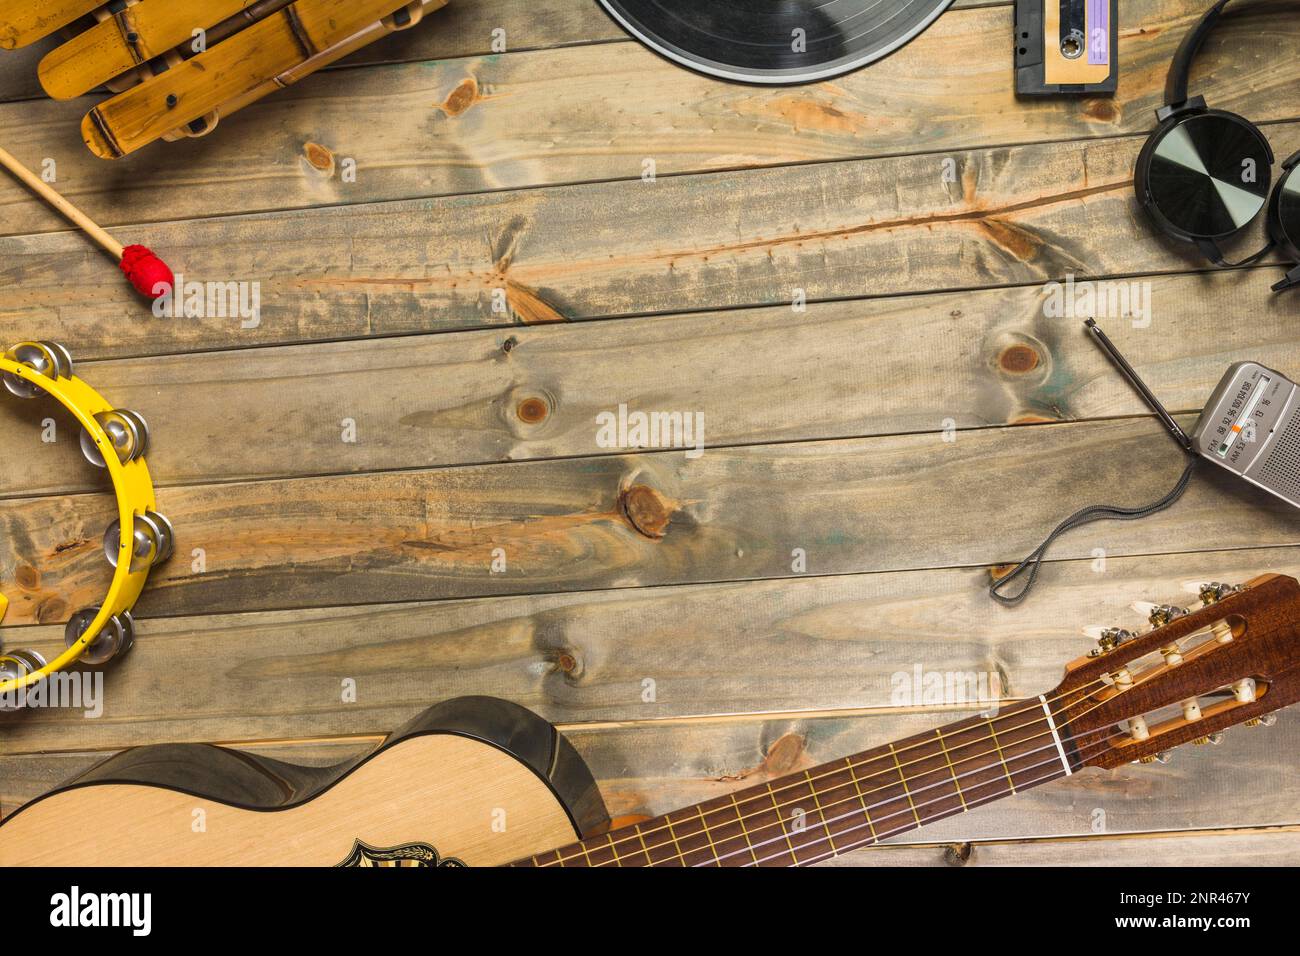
988, 563, 1017, 583
14, 565, 40, 590
34, 595, 67, 624
1083, 98, 1119, 123
441, 77, 480, 117
303, 141, 335, 173
551, 648, 584, 681
998, 343, 1040, 374
762, 733, 807, 775
516, 396, 550, 424
943, 842, 973, 866
620, 484, 674, 540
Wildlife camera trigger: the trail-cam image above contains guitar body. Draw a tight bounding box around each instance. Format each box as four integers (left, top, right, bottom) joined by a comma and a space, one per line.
0, 697, 609, 867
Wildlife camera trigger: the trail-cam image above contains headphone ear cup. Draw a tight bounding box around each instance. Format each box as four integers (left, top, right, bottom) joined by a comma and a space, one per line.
1134, 117, 1177, 219
1135, 108, 1274, 248
1268, 157, 1300, 260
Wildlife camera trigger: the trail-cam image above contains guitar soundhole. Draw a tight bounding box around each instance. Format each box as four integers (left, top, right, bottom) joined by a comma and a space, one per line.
335, 840, 467, 868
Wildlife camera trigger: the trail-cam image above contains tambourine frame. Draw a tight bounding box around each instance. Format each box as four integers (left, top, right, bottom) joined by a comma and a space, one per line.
0, 350, 160, 694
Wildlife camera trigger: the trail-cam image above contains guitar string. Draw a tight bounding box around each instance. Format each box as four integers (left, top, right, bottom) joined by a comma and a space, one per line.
701, 658, 1187, 868
681, 658, 1185, 868
533, 682, 1096, 866
735, 735, 1114, 866
786, 754, 1108, 868
664, 727, 1114, 867
538, 679, 1110, 866
568, 648, 1193, 867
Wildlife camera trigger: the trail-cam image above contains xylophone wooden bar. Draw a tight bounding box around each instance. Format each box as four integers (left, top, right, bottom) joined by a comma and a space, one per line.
0, 0, 102, 50
39, 0, 272, 100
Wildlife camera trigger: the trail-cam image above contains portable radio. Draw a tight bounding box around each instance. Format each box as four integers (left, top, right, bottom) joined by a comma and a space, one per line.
1087, 321, 1300, 509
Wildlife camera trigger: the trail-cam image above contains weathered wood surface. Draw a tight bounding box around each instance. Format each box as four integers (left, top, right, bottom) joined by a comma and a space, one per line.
1, 0, 1295, 237
0, 545, 1291, 752
5, 117, 1300, 358
3, 415, 1298, 630
0, 267, 1296, 496
829, 828, 1300, 866
4, 704, 1296, 848
2, 0, 1299, 865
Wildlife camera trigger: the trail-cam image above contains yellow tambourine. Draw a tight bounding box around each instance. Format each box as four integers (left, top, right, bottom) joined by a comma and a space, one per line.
0, 342, 173, 707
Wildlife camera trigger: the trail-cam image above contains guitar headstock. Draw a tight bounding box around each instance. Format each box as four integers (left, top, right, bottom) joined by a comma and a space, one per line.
1051, 574, 1300, 770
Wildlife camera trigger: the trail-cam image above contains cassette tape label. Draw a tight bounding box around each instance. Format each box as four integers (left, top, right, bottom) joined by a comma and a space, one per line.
1088, 0, 1109, 66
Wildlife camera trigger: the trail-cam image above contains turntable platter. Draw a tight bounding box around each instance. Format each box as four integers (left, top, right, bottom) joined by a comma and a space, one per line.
597, 0, 956, 84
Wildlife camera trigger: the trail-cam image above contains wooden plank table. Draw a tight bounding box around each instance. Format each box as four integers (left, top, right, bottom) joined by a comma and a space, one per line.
1, 0, 1298, 865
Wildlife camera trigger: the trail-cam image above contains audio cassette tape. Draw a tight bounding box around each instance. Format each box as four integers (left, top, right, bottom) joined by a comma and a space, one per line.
1015, 0, 1118, 96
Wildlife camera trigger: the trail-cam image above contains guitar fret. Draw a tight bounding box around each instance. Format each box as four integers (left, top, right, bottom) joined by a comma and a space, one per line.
768, 785, 800, 864
986, 718, 1017, 794
607, 832, 623, 867
888, 743, 922, 825
731, 794, 759, 864
845, 757, 878, 840
662, 815, 687, 866
933, 728, 968, 811
696, 807, 721, 866
993, 700, 1064, 793
635, 824, 652, 866
804, 770, 838, 854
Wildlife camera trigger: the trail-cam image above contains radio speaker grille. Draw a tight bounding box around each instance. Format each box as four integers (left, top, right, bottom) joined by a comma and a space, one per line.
1256, 409, 1300, 503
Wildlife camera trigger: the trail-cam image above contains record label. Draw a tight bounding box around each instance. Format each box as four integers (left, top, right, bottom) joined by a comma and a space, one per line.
597, 0, 956, 85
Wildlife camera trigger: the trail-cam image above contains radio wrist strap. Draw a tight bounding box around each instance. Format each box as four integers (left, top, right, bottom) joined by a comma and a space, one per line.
989, 457, 1199, 606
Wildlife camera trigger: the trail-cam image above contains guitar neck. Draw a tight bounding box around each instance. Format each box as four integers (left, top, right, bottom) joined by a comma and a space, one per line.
514, 694, 1091, 867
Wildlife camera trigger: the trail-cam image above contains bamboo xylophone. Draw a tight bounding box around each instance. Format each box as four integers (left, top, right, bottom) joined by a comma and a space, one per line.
0, 0, 448, 158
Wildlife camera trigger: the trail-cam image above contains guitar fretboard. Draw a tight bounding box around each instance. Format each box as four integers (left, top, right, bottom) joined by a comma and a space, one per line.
515, 695, 1093, 867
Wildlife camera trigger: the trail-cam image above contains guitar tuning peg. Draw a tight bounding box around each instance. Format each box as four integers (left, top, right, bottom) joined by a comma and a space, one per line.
1135, 751, 1172, 765
1087, 627, 1133, 657
1148, 604, 1188, 627
1191, 733, 1224, 746
1198, 582, 1242, 606
1245, 714, 1278, 728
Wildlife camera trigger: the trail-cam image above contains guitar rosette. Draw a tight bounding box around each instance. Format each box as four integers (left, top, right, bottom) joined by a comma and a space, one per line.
0, 341, 172, 711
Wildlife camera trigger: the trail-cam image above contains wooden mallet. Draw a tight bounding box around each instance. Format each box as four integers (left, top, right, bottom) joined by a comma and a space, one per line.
0, 145, 174, 300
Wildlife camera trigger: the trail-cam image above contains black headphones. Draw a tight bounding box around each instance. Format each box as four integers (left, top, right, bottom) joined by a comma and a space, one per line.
1135, 0, 1300, 291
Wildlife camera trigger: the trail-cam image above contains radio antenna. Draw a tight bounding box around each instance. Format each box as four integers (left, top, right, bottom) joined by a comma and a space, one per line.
1084, 319, 1194, 451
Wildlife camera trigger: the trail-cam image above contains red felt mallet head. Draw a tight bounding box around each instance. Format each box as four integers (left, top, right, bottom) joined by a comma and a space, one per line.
118, 244, 175, 300
0, 146, 178, 307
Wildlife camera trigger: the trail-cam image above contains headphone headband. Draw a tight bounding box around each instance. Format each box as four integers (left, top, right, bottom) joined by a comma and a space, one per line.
1167, 0, 1237, 106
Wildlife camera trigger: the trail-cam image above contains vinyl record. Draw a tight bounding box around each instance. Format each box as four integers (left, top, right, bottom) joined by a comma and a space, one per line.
597, 0, 956, 84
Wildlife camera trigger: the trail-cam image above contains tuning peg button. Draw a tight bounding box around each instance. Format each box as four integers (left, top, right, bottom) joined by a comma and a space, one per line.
1245, 714, 1278, 728
1148, 604, 1188, 627
1199, 583, 1241, 606
1135, 751, 1172, 765
1089, 628, 1132, 656
1191, 733, 1224, 746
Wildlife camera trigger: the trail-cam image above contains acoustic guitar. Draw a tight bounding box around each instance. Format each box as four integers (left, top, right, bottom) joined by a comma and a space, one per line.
4, 574, 1299, 867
